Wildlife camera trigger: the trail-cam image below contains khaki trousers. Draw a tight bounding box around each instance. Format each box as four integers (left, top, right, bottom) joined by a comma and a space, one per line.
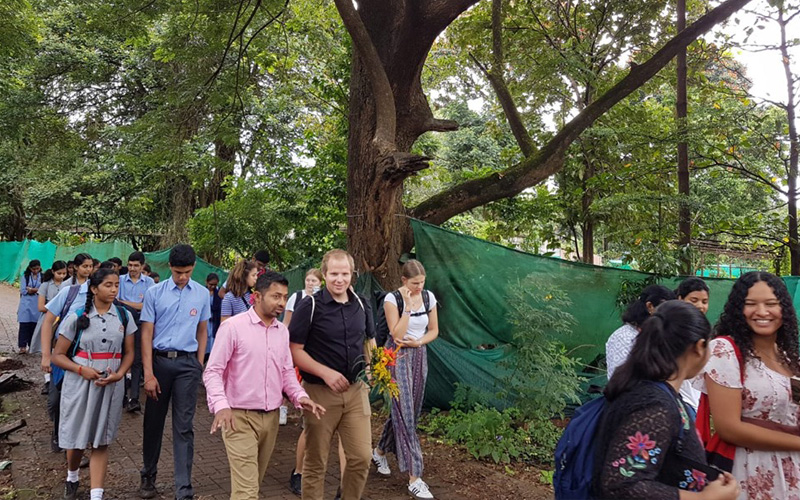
222, 409, 280, 500
302, 381, 372, 500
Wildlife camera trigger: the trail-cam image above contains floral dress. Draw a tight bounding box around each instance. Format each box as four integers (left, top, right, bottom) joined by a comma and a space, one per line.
695, 337, 800, 500
595, 381, 710, 499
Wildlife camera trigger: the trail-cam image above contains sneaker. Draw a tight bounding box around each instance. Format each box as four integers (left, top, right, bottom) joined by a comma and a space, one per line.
333, 487, 341, 500
408, 478, 434, 499
279, 405, 288, 425
127, 398, 141, 413
289, 469, 302, 495
139, 475, 157, 499
372, 448, 390, 476
41, 382, 50, 395
63, 480, 79, 500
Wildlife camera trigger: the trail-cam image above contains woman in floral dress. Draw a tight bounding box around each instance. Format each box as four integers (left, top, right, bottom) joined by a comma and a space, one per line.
697, 272, 800, 500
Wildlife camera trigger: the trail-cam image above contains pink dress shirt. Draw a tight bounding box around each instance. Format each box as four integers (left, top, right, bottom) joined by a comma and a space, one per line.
204, 307, 308, 413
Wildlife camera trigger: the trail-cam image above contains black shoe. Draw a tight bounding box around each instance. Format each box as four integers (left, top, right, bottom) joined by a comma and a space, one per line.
139, 475, 157, 499
127, 398, 141, 413
41, 382, 50, 395
289, 469, 302, 495
334, 486, 341, 500
63, 480, 79, 500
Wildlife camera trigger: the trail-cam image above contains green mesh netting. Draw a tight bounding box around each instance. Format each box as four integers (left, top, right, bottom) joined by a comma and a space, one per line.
1, 240, 228, 285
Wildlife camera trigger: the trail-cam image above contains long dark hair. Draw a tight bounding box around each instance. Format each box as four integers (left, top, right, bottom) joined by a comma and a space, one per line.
70, 253, 93, 285
621, 284, 676, 327
75, 269, 117, 331
42, 261, 67, 283
605, 301, 711, 401
23, 259, 41, 281
715, 271, 800, 373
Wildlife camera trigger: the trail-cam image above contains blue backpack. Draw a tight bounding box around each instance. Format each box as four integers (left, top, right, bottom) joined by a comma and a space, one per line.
553, 382, 684, 500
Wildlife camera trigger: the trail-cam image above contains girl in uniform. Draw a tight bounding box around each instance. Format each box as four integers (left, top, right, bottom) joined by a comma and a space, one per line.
17, 260, 43, 353
51, 269, 136, 500
374, 260, 439, 500
30, 261, 68, 394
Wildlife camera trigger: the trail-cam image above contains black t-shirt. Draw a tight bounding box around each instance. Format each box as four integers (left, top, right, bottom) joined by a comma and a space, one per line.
289, 288, 375, 384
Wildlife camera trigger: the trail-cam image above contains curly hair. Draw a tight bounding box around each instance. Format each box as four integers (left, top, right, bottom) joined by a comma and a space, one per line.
715, 271, 800, 373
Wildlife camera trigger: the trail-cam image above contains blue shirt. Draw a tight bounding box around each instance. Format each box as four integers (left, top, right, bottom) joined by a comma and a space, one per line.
141, 277, 211, 352
45, 281, 89, 335
220, 291, 252, 318
118, 273, 155, 303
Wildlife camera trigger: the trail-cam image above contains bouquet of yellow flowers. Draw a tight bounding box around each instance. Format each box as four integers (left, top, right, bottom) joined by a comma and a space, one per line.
365, 345, 401, 400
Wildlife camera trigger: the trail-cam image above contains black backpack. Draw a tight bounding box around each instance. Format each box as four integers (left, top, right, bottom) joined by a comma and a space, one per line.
375, 290, 432, 347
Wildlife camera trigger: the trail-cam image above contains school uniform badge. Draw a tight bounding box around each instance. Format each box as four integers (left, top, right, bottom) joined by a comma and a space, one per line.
190, 308, 198, 316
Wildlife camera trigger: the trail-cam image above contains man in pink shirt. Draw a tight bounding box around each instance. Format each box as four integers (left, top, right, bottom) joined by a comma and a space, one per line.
204, 271, 325, 499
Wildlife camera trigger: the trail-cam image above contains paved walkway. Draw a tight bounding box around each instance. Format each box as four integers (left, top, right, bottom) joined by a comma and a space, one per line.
0, 283, 442, 500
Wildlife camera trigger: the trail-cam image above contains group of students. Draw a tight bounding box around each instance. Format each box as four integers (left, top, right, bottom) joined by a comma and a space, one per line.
17, 245, 440, 500
585, 272, 800, 499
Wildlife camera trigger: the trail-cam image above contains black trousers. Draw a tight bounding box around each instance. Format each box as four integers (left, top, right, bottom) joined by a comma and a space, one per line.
141, 354, 202, 499
18, 322, 35, 349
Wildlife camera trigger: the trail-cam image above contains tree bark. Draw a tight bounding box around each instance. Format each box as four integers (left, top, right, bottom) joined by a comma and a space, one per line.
411, 0, 753, 224
338, 0, 471, 286
677, 0, 691, 274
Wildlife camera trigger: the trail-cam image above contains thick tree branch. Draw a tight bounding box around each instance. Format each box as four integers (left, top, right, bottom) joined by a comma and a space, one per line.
334, 0, 396, 153
411, 0, 753, 225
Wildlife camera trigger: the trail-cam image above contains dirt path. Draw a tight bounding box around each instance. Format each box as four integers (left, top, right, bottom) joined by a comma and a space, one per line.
0, 283, 553, 499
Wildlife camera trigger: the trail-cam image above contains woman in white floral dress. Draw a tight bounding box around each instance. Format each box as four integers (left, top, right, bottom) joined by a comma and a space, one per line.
696, 272, 800, 500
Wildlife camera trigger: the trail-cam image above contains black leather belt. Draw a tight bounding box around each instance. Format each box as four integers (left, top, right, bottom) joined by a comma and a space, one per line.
154, 350, 196, 358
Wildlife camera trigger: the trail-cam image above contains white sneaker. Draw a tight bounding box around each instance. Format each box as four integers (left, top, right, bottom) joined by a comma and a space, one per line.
372, 448, 391, 476
408, 478, 434, 499
279, 405, 288, 425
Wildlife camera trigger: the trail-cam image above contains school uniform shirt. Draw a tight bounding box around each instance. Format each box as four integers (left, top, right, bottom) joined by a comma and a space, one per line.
18, 273, 42, 323
30, 280, 68, 354
45, 281, 89, 336
58, 304, 136, 449
384, 291, 437, 340
140, 277, 211, 352
220, 291, 252, 318
118, 273, 155, 304
204, 307, 308, 413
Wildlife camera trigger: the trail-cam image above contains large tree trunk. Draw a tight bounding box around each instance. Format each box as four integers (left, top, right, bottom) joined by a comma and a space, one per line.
338, 0, 471, 286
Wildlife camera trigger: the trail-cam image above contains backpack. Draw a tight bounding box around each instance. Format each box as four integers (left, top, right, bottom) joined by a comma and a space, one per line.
553, 382, 685, 500
375, 290, 432, 347
50, 284, 83, 388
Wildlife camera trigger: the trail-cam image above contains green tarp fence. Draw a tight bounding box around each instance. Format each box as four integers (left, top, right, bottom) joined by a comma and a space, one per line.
409, 220, 800, 409
0, 240, 228, 285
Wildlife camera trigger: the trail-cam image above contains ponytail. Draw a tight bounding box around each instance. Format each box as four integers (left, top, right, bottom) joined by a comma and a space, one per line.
43, 261, 67, 283
605, 300, 710, 401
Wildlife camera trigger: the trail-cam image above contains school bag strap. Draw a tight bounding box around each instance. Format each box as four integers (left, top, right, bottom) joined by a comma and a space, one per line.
695, 335, 743, 472
391, 289, 433, 317
308, 290, 364, 326
57, 284, 82, 325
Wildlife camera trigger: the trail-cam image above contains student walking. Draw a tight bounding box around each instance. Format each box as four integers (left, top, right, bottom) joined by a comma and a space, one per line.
220, 260, 258, 322
30, 261, 68, 393
289, 249, 376, 500
41, 253, 95, 453
204, 271, 325, 499
17, 260, 43, 353
283, 268, 323, 326
205, 273, 222, 358
51, 269, 136, 500
117, 251, 155, 413
139, 244, 210, 500
374, 260, 439, 499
